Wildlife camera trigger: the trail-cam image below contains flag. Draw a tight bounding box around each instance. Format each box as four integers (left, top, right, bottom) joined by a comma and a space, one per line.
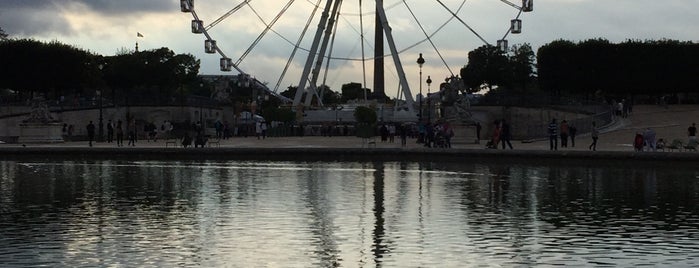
137, 32, 144, 38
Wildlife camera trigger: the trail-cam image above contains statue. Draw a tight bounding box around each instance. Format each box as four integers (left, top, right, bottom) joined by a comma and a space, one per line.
18, 97, 64, 143
23, 97, 58, 124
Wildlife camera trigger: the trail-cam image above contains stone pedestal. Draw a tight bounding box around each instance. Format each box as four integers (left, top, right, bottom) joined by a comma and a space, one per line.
18, 123, 64, 143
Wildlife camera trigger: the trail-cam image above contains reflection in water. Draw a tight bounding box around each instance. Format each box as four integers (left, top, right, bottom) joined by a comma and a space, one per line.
372, 161, 387, 266
1, 160, 699, 267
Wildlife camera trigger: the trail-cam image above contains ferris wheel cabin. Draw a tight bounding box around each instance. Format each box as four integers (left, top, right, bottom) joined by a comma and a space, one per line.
191, 20, 204, 34
522, 0, 533, 12
510, 19, 522, 34
220, 58, 233, 72
497, 39, 509, 52
205, 40, 217, 54
180, 0, 193, 13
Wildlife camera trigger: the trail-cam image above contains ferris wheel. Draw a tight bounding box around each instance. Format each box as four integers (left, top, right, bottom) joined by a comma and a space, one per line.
179, 0, 533, 111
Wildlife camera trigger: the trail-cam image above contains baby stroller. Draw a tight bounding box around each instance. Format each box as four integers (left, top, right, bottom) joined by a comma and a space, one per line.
434, 133, 447, 148
485, 140, 497, 149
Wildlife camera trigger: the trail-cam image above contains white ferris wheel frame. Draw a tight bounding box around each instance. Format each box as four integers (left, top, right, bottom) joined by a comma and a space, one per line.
180, 0, 533, 111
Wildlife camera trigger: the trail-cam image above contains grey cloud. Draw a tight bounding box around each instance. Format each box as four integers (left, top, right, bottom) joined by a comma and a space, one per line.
0, 5, 73, 36
0, 0, 174, 14
77, 0, 175, 14
0, 0, 174, 37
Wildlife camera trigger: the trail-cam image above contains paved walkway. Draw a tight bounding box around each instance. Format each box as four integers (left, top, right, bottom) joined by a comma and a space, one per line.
1, 105, 697, 153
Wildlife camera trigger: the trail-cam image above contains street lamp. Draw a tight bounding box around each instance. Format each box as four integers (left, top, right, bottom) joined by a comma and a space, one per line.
426, 75, 432, 124
98, 64, 104, 142
416, 53, 425, 122
199, 83, 204, 128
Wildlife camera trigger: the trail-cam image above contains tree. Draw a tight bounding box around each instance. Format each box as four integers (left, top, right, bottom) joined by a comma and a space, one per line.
103, 47, 200, 104
0, 27, 8, 41
537, 39, 699, 100
537, 39, 576, 97
0, 39, 97, 99
319, 85, 342, 106
341, 82, 369, 102
460, 45, 509, 93
509, 43, 536, 92
353, 106, 377, 138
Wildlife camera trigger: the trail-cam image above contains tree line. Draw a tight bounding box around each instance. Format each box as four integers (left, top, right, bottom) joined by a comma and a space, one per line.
0, 38, 200, 105
459, 39, 699, 104
4, 35, 697, 109
538, 39, 699, 100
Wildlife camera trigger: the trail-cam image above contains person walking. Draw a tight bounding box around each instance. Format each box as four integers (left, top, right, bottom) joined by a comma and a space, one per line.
489, 120, 501, 149
589, 121, 599, 151
116, 120, 124, 147
500, 119, 513, 149
688, 123, 697, 142
569, 124, 577, 147
475, 122, 482, 144
127, 119, 136, 146
400, 124, 408, 147
560, 120, 569, 148
261, 121, 267, 139
644, 127, 657, 151
106, 119, 114, 143
548, 118, 558, 151
256, 121, 263, 139
86, 121, 96, 147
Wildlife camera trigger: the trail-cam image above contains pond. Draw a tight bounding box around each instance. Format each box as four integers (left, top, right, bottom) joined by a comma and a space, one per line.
1, 160, 698, 267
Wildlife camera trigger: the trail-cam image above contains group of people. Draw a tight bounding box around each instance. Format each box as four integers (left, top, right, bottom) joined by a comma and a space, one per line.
213, 120, 234, 139
547, 119, 598, 151
633, 127, 658, 151
418, 121, 454, 148
546, 119, 581, 150
487, 119, 513, 149
82, 119, 174, 147
615, 99, 633, 118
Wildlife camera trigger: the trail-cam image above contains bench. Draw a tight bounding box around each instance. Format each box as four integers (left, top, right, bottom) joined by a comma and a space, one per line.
362, 137, 376, 148
208, 137, 221, 147
165, 138, 179, 148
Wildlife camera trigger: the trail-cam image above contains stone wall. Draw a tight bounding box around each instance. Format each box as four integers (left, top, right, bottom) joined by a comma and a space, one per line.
453, 106, 604, 142
1, 106, 230, 139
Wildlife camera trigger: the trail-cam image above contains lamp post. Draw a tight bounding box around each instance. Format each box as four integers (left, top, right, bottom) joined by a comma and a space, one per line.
98, 64, 104, 142
199, 83, 204, 131
426, 75, 432, 124
416, 53, 425, 122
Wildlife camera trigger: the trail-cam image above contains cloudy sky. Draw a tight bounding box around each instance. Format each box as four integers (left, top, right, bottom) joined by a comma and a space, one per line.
1, 0, 697, 98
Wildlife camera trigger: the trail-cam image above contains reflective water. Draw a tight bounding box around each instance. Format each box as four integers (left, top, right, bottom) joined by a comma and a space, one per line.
1, 160, 699, 267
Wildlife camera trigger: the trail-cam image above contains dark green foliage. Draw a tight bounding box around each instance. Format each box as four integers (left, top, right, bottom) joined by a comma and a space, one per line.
460, 43, 535, 94
341, 82, 370, 102
0, 27, 7, 40
0, 39, 97, 98
0, 39, 200, 104
354, 106, 377, 125
262, 107, 295, 123
354, 106, 376, 138
537, 39, 699, 98
319, 85, 341, 106
103, 47, 200, 103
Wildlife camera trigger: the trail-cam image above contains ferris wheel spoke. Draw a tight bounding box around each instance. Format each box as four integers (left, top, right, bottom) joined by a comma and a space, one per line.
275, 0, 322, 93
237, 0, 296, 66
499, 0, 523, 11
435, 0, 490, 46
401, 0, 467, 76
205, 1, 250, 31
